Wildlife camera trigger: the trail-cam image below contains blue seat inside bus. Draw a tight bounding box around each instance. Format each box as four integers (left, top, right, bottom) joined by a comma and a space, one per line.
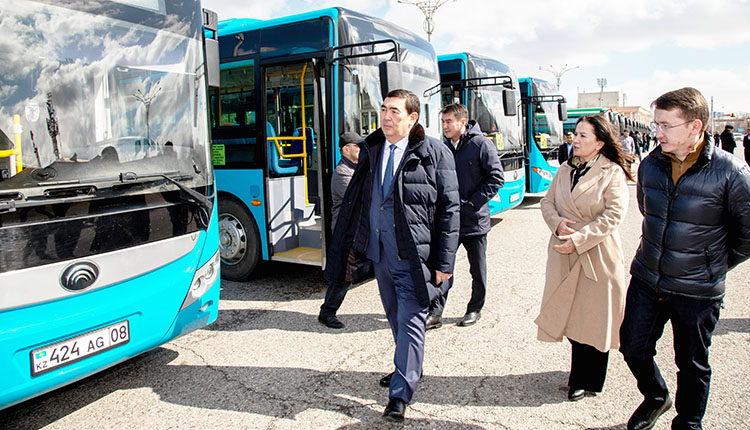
293, 127, 314, 166
268, 122, 300, 175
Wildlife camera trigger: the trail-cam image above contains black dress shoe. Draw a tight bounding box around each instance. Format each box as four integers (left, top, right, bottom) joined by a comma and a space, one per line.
568, 387, 585, 401
426, 313, 443, 330
318, 314, 345, 329
458, 311, 481, 326
627, 395, 673, 430
379, 372, 394, 387
383, 398, 406, 422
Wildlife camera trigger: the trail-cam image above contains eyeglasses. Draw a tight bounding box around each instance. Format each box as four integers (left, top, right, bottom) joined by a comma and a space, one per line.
649, 120, 693, 133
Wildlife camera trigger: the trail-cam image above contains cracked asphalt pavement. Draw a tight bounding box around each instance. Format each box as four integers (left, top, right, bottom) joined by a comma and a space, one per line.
3, 180, 750, 429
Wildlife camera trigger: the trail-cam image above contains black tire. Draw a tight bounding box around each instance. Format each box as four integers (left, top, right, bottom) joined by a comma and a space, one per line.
218, 198, 260, 281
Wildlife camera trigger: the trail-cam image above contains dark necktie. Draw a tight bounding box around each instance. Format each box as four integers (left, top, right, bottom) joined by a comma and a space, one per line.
382, 144, 397, 199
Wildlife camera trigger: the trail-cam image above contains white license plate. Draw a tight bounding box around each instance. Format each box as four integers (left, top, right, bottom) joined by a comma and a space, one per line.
31, 320, 130, 377
510, 193, 520, 203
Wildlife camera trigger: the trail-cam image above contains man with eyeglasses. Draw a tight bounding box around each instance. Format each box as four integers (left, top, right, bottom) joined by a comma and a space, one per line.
619, 87, 750, 430
620, 88, 750, 430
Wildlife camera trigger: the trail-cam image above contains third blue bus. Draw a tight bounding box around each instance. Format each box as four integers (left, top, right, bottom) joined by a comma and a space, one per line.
438, 52, 525, 213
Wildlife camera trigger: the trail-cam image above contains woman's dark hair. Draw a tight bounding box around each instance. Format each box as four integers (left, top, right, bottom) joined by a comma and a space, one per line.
576, 115, 635, 182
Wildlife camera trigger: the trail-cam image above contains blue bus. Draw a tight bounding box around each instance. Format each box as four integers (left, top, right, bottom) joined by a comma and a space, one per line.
210, 8, 442, 280
519, 78, 567, 193
437, 52, 525, 213
563, 107, 649, 136
0, 1, 221, 410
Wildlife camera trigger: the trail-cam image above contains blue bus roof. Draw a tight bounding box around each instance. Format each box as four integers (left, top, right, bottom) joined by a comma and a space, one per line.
218, 8, 341, 35
438, 52, 469, 63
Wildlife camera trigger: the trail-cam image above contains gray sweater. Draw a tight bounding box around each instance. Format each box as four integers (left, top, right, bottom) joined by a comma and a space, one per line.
330, 156, 357, 231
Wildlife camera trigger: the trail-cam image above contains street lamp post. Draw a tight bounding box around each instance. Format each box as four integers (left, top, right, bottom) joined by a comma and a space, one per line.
597, 78, 607, 107
538, 64, 579, 91
397, 0, 456, 41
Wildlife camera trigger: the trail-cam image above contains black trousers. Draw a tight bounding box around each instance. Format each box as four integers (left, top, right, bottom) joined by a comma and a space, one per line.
619, 277, 721, 429
429, 234, 487, 316
568, 339, 609, 392
319, 279, 351, 317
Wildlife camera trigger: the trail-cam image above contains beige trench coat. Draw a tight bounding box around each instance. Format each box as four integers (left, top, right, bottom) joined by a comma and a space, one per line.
535, 155, 629, 353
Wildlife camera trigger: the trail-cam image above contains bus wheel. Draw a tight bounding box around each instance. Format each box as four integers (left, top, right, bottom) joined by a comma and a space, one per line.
218, 199, 260, 281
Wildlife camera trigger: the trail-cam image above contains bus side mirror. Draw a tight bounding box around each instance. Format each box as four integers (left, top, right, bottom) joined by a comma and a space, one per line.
379, 61, 403, 99
203, 9, 220, 89
558, 102, 568, 121
503, 89, 517, 116
205, 38, 220, 88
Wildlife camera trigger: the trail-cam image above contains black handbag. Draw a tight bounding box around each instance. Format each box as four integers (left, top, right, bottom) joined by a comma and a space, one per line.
344, 250, 373, 285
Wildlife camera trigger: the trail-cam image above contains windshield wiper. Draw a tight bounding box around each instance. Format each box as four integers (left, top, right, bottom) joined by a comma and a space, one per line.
0, 192, 24, 214
120, 171, 213, 211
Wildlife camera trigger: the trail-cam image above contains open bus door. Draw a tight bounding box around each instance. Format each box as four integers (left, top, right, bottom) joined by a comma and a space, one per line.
261, 59, 329, 267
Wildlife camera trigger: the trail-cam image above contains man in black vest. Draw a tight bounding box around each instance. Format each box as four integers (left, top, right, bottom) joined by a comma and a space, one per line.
620, 87, 750, 430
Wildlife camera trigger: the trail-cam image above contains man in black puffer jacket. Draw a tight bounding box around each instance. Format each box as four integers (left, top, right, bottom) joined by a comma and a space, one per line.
619, 88, 750, 430
324, 89, 459, 422
425, 103, 503, 329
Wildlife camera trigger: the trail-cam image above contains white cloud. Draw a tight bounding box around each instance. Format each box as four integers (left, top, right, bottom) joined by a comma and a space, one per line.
201, 0, 750, 112
621, 67, 750, 115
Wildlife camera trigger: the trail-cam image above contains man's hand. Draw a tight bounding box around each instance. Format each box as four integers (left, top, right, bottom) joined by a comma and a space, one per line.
553, 235, 576, 255
556, 218, 576, 236
435, 270, 452, 284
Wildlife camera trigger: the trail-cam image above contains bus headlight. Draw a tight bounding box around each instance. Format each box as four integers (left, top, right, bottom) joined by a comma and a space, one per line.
532, 167, 553, 181
181, 250, 220, 310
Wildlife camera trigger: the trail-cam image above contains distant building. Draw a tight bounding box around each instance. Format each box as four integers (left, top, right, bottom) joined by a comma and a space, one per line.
612, 106, 652, 125
578, 90, 624, 108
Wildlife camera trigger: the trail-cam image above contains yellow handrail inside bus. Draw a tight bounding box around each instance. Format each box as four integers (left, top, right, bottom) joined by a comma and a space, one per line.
265, 63, 310, 205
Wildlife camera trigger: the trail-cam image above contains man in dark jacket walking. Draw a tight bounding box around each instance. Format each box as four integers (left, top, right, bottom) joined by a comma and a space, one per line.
324, 89, 459, 422
425, 103, 503, 329
744, 130, 750, 166
318, 131, 361, 329
619, 88, 750, 430
720, 124, 736, 154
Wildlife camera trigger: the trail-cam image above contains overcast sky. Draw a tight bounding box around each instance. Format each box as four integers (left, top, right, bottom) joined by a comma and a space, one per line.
201, 0, 750, 114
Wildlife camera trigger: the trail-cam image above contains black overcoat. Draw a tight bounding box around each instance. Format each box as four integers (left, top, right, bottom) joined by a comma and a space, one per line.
324, 124, 460, 307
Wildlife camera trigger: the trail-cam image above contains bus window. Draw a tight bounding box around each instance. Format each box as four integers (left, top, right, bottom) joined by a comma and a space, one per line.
211, 64, 262, 169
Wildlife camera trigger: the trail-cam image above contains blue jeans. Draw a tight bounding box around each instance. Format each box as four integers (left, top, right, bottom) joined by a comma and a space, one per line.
619, 277, 722, 430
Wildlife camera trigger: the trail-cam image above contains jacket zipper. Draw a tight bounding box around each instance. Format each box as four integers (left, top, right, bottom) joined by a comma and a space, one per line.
654, 154, 708, 292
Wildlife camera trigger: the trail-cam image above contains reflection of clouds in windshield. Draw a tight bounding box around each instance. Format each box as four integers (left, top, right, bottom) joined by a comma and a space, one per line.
341, 12, 441, 138
468, 56, 522, 148
0, 3, 204, 167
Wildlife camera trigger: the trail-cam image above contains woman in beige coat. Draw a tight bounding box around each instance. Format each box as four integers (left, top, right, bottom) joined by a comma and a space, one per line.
535, 115, 634, 401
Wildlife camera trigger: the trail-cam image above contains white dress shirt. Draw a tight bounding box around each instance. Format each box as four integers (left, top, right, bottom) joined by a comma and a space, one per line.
380, 135, 409, 184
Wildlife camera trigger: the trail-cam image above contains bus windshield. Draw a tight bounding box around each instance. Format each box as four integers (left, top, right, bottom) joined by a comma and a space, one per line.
531, 80, 563, 149
0, 1, 211, 199
466, 57, 522, 150
339, 12, 441, 137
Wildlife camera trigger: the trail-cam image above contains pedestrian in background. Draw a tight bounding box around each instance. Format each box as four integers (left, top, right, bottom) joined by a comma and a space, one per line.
425, 103, 504, 330
620, 87, 750, 430
619, 130, 635, 154
744, 130, 750, 166
324, 89, 460, 422
536, 115, 634, 402
720, 124, 736, 154
318, 131, 362, 329
558, 131, 574, 164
